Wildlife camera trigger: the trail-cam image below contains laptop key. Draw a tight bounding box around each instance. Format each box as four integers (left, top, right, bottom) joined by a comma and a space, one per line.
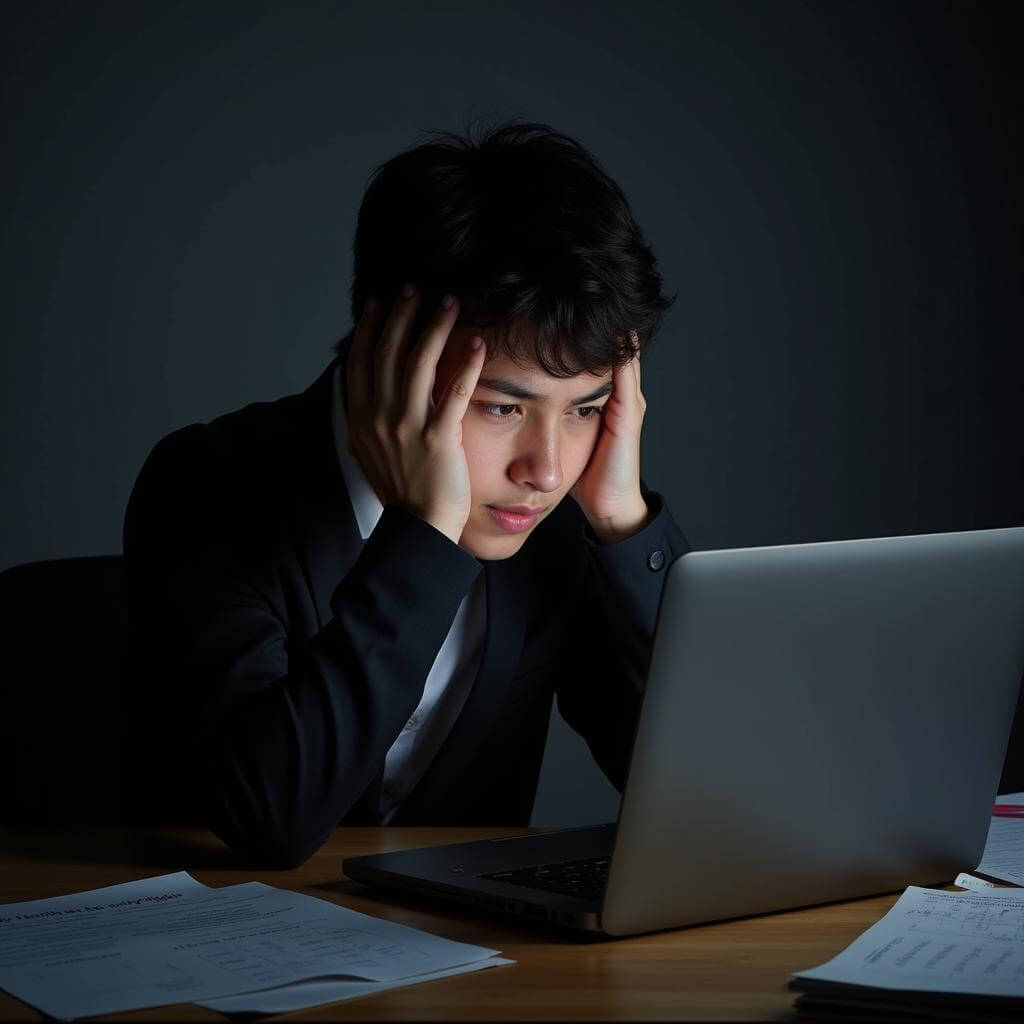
479, 856, 610, 901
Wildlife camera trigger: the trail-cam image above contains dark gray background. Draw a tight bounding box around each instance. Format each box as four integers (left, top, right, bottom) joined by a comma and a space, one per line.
3, 1, 1020, 826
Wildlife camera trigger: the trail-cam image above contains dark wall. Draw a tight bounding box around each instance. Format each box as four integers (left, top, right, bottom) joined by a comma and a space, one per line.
3, 0, 1020, 825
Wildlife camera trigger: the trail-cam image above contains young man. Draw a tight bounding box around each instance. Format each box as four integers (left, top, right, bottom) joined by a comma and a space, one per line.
122, 120, 690, 867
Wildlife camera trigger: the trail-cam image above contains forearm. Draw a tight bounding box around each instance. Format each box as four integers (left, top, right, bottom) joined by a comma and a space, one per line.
127, 501, 481, 867
202, 506, 481, 866
582, 490, 688, 679
557, 489, 690, 789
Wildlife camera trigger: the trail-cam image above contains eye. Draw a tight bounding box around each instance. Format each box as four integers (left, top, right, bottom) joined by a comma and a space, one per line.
477, 403, 606, 422
480, 403, 522, 420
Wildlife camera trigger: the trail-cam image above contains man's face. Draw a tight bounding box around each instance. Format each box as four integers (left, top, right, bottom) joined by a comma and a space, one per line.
432, 325, 613, 560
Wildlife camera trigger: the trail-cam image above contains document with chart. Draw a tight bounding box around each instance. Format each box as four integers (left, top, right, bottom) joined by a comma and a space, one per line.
791, 885, 1024, 1015
0, 872, 509, 1020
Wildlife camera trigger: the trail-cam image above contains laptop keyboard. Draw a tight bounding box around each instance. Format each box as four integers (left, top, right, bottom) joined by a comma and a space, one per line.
480, 855, 609, 902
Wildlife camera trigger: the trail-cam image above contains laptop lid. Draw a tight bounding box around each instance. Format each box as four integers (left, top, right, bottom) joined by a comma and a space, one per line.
600, 526, 1024, 935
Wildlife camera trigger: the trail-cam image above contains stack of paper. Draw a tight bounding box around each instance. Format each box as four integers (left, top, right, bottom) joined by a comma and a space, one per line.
0, 872, 513, 1019
790, 886, 1024, 1020
790, 795, 1024, 1022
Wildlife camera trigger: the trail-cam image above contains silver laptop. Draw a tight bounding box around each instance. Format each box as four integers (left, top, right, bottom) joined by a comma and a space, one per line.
342, 527, 1024, 936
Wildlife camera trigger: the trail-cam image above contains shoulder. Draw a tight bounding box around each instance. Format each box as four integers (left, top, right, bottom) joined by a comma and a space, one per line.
147, 388, 310, 479
123, 380, 326, 561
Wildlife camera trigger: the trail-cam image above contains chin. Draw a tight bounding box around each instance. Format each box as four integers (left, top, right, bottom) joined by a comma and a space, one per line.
458, 528, 530, 561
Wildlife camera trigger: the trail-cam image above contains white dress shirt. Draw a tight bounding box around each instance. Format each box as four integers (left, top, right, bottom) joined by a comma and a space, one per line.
330, 365, 487, 824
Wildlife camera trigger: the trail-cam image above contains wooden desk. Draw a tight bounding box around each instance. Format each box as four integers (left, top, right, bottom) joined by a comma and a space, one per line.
0, 826, 904, 1022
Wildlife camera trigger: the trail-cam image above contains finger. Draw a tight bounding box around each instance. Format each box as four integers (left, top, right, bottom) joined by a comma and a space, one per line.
628, 329, 642, 400
610, 355, 644, 429
347, 296, 381, 417
433, 336, 486, 435
611, 358, 630, 406
403, 294, 460, 426
375, 284, 421, 412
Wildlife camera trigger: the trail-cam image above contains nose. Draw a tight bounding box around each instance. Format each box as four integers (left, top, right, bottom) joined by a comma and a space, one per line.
509, 424, 563, 494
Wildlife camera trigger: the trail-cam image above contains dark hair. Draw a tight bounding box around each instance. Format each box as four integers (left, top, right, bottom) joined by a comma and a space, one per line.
333, 117, 676, 377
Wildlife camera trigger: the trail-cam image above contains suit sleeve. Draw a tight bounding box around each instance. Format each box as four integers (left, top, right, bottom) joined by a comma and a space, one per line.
554, 485, 690, 791
123, 426, 482, 868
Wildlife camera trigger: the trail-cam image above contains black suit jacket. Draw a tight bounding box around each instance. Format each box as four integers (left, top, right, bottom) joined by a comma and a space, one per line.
122, 355, 690, 867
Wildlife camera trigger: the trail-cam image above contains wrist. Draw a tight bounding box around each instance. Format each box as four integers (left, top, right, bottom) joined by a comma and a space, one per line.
423, 512, 466, 546
585, 496, 651, 544
387, 500, 463, 546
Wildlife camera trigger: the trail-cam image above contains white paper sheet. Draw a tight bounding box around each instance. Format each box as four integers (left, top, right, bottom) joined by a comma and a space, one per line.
198, 956, 516, 1014
0, 872, 504, 1020
975, 791, 1024, 886
793, 885, 1024, 998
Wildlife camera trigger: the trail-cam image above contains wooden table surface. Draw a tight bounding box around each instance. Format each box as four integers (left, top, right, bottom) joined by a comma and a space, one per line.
0, 826, 907, 1022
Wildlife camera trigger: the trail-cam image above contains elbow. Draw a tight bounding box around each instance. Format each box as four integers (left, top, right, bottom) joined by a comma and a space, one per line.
202, 761, 336, 870
235, 836, 320, 872
207, 802, 329, 870
197, 722, 348, 870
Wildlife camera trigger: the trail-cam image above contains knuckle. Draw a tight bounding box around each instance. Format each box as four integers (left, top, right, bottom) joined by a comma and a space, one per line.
449, 380, 468, 398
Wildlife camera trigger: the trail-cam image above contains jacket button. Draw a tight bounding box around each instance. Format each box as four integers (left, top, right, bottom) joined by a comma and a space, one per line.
647, 550, 665, 571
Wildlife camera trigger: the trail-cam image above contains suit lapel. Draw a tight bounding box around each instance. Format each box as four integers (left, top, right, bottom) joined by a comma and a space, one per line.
283, 351, 387, 824
389, 550, 531, 822
287, 354, 363, 632
457, 553, 531, 736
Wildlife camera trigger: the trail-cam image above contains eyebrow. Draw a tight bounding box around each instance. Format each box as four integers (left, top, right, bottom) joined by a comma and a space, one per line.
476, 376, 614, 405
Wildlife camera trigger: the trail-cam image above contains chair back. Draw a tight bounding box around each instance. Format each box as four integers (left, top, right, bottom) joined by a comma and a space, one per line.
1, 556, 130, 822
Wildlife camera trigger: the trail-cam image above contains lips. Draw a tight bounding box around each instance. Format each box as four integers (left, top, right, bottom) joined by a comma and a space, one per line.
486, 505, 545, 534
490, 505, 546, 515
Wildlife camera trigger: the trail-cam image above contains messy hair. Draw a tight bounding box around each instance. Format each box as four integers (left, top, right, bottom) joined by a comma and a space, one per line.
333, 117, 676, 377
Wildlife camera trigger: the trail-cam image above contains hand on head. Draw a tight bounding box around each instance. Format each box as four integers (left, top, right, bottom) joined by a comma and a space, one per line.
345, 284, 485, 545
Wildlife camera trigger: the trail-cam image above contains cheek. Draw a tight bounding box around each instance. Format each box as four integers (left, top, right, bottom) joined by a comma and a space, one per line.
565, 430, 600, 483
